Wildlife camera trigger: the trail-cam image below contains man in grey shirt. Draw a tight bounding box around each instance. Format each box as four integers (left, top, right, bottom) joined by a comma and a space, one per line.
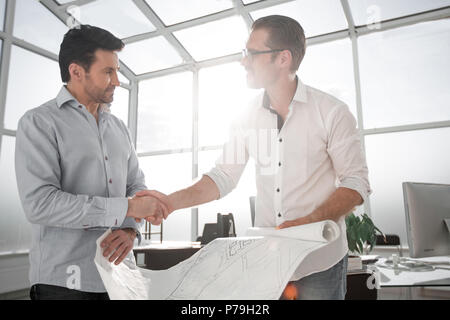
15, 25, 166, 300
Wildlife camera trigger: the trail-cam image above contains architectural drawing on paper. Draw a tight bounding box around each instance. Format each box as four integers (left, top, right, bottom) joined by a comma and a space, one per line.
95, 220, 341, 300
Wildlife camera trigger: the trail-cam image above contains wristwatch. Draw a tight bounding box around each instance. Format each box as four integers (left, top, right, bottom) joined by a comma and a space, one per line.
124, 228, 138, 240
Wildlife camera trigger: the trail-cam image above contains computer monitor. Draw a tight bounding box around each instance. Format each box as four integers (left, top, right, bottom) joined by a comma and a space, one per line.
403, 182, 450, 258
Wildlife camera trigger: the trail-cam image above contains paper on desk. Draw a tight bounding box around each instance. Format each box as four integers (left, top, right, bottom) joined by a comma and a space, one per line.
94, 220, 340, 300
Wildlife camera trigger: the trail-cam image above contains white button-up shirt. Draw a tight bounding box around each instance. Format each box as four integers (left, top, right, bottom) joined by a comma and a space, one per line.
205, 78, 371, 275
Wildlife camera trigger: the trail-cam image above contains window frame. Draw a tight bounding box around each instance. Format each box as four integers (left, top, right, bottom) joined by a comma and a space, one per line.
0, 0, 448, 245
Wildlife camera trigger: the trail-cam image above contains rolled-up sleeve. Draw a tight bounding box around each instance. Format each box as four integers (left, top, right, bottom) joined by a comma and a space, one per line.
204, 123, 249, 199
15, 111, 128, 229
325, 104, 372, 204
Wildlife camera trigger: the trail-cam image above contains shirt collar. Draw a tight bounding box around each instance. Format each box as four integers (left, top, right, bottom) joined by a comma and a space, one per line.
261, 76, 308, 111
56, 86, 78, 109
56, 86, 111, 112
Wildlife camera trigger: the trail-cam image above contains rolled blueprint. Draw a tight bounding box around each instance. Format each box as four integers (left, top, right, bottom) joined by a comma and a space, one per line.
95, 220, 341, 300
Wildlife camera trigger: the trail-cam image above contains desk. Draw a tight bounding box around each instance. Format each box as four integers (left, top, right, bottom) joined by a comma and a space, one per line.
370, 256, 450, 299
133, 241, 202, 270
374, 256, 450, 287
346, 271, 378, 300
346, 256, 450, 300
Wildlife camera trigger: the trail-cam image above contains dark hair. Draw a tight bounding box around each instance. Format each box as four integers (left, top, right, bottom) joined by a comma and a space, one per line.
252, 15, 306, 72
59, 25, 124, 83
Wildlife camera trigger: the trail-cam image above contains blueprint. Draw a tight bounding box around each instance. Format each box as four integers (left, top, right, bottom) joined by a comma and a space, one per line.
94, 220, 341, 300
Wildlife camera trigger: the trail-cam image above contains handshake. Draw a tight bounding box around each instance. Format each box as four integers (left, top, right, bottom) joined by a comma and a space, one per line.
126, 190, 174, 225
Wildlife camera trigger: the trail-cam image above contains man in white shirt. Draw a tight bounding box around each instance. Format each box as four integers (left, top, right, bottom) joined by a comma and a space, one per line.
137, 15, 371, 300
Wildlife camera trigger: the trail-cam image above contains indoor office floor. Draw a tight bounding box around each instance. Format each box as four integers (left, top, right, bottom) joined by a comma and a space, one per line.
0, 288, 29, 300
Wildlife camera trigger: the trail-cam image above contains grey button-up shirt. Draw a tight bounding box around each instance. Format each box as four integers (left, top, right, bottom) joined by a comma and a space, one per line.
15, 86, 146, 292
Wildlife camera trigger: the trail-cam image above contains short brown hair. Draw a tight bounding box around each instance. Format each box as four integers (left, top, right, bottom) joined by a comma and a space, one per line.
252, 15, 306, 72
59, 25, 124, 83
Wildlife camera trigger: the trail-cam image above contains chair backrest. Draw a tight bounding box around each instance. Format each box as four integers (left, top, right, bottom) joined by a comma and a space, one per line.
249, 196, 255, 227
376, 234, 400, 246
375, 234, 402, 256
143, 220, 163, 243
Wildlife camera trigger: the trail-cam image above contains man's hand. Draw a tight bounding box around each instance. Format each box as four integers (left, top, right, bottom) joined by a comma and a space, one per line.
134, 190, 174, 221
126, 195, 168, 225
276, 216, 310, 230
100, 228, 136, 265
277, 188, 363, 229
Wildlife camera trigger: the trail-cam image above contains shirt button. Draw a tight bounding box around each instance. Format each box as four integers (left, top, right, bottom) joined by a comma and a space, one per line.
276, 188, 280, 192
279, 138, 283, 143
278, 162, 281, 167
278, 213, 282, 217
105, 156, 108, 161
109, 179, 112, 184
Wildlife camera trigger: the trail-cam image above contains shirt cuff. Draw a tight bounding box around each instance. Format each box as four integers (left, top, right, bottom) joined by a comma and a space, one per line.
338, 176, 372, 205
105, 197, 129, 228
204, 169, 232, 199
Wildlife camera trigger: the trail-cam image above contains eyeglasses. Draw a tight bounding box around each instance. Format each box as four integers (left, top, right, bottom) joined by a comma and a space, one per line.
241, 48, 287, 59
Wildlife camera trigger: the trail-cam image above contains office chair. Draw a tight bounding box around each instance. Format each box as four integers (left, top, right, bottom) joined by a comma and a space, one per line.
249, 196, 255, 227
143, 220, 163, 243
376, 234, 402, 256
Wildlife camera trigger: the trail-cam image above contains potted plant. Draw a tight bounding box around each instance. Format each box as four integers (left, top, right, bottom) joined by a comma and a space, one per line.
345, 212, 385, 270
346, 212, 385, 255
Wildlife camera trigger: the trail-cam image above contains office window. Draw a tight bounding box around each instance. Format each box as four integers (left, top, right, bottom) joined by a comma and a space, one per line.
120, 36, 184, 75
359, 20, 450, 129
77, 0, 156, 39
118, 71, 130, 85
0, 136, 32, 253
13, 0, 68, 54
348, 0, 450, 27
137, 72, 192, 153
299, 38, 357, 119
110, 86, 129, 127
173, 16, 248, 61
199, 62, 259, 147
145, 0, 233, 26
198, 150, 256, 238
4, 46, 61, 131
250, 0, 348, 38
0, 0, 5, 31
138, 152, 192, 241
365, 127, 450, 247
